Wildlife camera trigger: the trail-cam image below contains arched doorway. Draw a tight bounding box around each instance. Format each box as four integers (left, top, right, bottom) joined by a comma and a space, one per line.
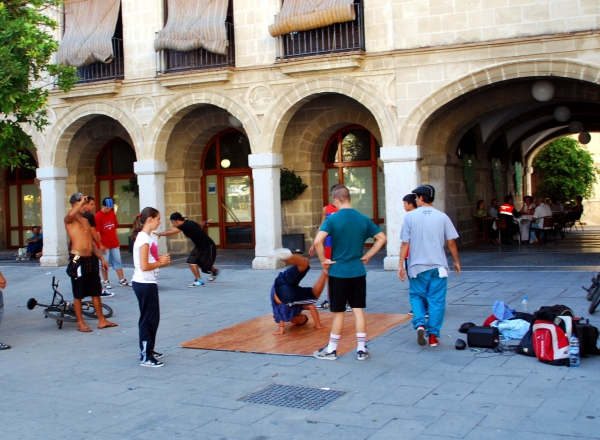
202, 129, 254, 248
323, 125, 385, 231
5, 152, 40, 248
95, 138, 139, 247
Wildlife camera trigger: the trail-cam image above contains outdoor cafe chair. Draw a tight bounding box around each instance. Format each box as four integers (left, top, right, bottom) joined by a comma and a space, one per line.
472, 216, 489, 245
495, 217, 521, 245
534, 216, 558, 245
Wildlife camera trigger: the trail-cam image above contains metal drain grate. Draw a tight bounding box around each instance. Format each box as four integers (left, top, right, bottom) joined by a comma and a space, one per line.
239, 384, 346, 410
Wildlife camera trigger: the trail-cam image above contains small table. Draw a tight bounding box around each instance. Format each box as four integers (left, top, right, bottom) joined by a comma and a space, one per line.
517, 215, 533, 242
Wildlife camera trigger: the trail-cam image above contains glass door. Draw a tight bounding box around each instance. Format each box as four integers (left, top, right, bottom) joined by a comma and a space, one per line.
221, 174, 253, 247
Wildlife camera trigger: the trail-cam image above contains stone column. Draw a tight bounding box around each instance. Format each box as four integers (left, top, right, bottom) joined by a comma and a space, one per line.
249, 153, 284, 269
134, 161, 168, 254
381, 145, 422, 271
526, 167, 534, 196
37, 167, 69, 267
508, 164, 515, 196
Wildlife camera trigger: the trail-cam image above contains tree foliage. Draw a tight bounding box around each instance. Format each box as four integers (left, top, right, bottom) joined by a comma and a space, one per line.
280, 168, 308, 202
0, 0, 77, 169
533, 137, 599, 202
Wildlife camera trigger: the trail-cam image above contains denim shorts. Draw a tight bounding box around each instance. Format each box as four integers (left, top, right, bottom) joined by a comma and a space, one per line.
101, 247, 123, 270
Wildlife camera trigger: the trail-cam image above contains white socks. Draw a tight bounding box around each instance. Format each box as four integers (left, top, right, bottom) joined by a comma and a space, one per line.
326, 333, 340, 353
356, 333, 366, 352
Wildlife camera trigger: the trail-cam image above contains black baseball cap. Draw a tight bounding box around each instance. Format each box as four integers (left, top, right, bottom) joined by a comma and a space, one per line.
170, 212, 186, 222
412, 184, 435, 199
69, 192, 83, 204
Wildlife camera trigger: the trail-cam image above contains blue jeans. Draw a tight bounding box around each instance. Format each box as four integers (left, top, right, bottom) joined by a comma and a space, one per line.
409, 268, 447, 337
530, 223, 542, 242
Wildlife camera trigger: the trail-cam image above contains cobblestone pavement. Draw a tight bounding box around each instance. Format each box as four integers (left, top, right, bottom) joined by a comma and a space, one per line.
1, 232, 600, 439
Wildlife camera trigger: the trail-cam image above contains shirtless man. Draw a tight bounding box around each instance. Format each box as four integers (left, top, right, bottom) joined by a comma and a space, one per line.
65, 193, 118, 332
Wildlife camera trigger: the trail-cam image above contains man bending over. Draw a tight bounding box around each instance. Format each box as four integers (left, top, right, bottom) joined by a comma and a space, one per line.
271, 249, 327, 336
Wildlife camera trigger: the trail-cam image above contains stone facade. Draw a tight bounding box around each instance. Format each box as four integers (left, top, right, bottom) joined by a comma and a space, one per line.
10, 0, 599, 268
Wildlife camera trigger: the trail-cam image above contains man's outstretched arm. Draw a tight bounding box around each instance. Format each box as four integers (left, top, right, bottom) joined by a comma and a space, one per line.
154, 228, 182, 237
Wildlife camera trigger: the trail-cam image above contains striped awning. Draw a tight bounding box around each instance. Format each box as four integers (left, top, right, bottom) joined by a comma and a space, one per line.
154, 0, 229, 55
56, 0, 121, 68
269, 0, 356, 37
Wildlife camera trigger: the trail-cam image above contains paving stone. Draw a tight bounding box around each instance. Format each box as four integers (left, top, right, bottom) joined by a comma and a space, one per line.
421, 411, 485, 438
367, 418, 428, 439
478, 413, 600, 438
463, 391, 545, 408
375, 385, 433, 406
414, 395, 495, 415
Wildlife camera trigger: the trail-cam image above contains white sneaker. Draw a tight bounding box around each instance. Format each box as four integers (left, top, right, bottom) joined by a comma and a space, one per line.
102, 280, 112, 289
208, 269, 220, 281
270, 248, 292, 261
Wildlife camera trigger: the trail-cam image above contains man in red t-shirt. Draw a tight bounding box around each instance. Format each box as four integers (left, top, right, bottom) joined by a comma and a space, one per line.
309, 184, 340, 309
95, 198, 131, 288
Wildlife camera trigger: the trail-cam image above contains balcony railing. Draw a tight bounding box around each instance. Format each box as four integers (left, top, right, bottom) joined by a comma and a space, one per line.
276, 3, 364, 59
76, 38, 124, 83
156, 23, 235, 75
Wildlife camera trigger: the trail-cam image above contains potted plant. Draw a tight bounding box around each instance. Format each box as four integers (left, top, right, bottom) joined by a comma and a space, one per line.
280, 168, 308, 252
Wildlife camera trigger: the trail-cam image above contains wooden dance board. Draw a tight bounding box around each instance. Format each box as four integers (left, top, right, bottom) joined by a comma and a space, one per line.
180, 312, 411, 356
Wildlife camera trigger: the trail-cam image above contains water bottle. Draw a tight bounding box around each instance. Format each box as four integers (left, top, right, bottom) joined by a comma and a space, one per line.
521, 296, 529, 312
570, 335, 580, 368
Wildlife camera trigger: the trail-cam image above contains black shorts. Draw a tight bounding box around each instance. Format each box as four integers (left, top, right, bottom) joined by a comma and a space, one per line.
70, 255, 102, 300
274, 265, 316, 305
186, 244, 217, 274
329, 275, 367, 312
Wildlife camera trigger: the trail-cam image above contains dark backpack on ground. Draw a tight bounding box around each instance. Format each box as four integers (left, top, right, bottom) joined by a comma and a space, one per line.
574, 320, 600, 356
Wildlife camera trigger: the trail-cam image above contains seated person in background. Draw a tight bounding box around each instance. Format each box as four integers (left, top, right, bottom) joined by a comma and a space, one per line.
569, 196, 584, 213
520, 196, 535, 215
487, 198, 500, 244
498, 195, 521, 243
488, 198, 499, 218
529, 198, 553, 244
270, 248, 327, 336
549, 196, 563, 214
25, 227, 43, 259
475, 200, 487, 217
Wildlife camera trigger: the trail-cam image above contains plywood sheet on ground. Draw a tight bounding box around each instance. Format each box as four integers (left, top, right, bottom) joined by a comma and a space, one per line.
180, 313, 411, 356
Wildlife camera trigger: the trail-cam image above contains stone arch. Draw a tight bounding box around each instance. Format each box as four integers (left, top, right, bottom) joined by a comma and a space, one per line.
293, 106, 381, 167
400, 59, 600, 147
146, 90, 260, 161
21, 125, 44, 166
262, 77, 397, 154
44, 102, 143, 168
65, 118, 135, 196
166, 110, 238, 172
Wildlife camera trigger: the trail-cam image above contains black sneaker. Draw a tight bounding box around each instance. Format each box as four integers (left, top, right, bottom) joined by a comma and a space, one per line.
313, 347, 337, 360
141, 351, 163, 361
357, 349, 369, 361
140, 357, 164, 368
317, 300, 330, 309
101, 290, 115, 298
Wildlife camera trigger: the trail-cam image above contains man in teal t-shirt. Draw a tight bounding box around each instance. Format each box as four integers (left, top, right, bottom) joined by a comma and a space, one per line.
312, 185, 387, 361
